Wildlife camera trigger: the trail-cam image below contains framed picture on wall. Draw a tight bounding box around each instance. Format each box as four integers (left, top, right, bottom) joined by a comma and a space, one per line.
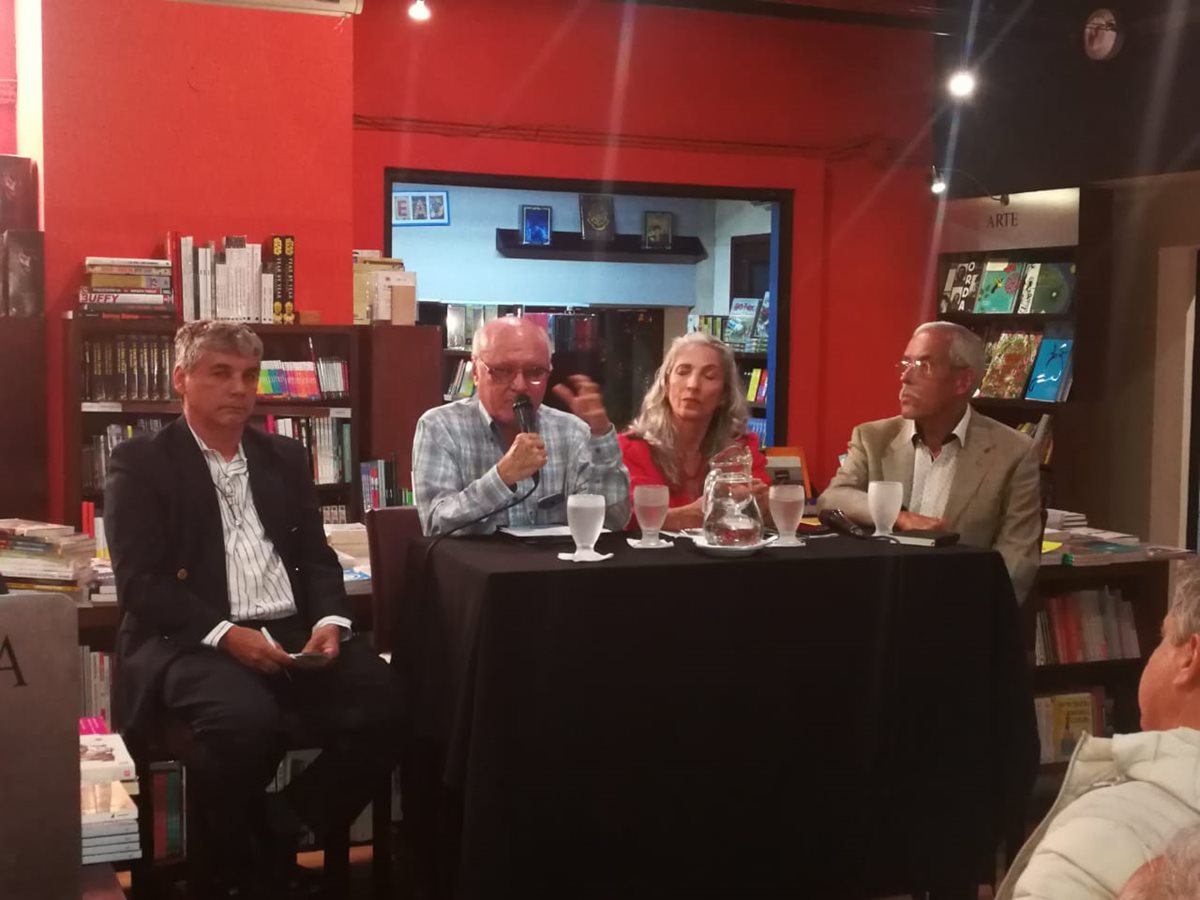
579, 194, 615, 241
521, 205, 552, 246
642, 211, 673, 250
393, 190, 450, 226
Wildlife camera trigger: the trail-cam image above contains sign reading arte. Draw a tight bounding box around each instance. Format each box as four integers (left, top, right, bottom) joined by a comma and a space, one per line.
0, 635, 27, 687
941, 188, 1078, 253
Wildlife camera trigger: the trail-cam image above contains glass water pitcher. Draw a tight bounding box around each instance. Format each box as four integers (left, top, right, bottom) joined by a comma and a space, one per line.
702, 444, 763, 546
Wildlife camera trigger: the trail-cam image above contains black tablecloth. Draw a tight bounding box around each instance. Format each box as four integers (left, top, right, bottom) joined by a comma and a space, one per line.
395, 533, 1038, 899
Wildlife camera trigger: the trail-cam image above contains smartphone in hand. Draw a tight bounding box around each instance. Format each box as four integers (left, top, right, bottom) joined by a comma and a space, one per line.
288, 652, 332, 670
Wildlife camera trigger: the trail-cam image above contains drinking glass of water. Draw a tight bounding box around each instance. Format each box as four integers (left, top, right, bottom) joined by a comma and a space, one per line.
867, 480, 904, 537
633, 485, 670, 547
567, 494, 607, 558
768, 483, 806, 547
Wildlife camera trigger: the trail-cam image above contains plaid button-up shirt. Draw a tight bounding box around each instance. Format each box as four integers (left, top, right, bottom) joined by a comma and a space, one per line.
412, 397, 631, 536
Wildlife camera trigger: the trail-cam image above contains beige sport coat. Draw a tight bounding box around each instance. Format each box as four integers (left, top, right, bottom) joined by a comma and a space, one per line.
819, 411, 1042, 602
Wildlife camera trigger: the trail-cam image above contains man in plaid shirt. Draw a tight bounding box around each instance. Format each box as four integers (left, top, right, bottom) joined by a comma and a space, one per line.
413, 316, 631, 536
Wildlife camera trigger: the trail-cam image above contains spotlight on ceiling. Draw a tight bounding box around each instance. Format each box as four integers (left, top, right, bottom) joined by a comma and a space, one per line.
930, 166, 947, 195
408, 0, 430, 21
947, 69, 976, 99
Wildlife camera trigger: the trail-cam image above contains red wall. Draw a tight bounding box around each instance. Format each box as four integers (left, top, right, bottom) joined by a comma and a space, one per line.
0, 0, 13, 154
37, 0, 354, 519
352, 0, 935, 488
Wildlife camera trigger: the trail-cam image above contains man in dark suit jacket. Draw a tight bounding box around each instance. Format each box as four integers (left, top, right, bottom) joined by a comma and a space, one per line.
105, 321, 402, 900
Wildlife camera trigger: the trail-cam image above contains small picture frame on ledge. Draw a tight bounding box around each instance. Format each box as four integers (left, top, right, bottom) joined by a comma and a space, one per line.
579, 194, 616, 242
520, 205, 552, 246
642, 211, 673, 250
393, 190, 450, 226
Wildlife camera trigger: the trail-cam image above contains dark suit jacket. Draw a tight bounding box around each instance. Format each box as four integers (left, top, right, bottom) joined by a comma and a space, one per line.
104, 416, 351, 729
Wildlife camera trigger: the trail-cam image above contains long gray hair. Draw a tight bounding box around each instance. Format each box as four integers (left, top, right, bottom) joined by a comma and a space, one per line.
626, 331, 751, 487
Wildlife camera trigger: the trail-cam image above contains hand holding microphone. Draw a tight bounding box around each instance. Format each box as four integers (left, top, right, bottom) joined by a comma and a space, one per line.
497, 394, 547, 487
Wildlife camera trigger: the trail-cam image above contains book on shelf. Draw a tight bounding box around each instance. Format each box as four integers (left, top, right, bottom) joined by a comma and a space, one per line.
1035, 589, 1140, 664
1017, 261, 1076, 314
974, 260, 1026, 314
724, 298, 761, 348
1024, 333, 1074, 403
752, 292, 771, 341
3, 229, 45, 317
1034, 689, 1106, 764
0, 155, 38, 231
80, 732, 136, 785
939, 257, 983, 313
81, 779, 138, 825
977, 331, 1042, 399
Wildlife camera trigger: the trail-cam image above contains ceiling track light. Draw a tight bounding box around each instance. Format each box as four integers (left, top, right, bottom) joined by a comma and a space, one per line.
408, 0, 430, 21
947, 68, 976, 99
930, 166, 1009, 206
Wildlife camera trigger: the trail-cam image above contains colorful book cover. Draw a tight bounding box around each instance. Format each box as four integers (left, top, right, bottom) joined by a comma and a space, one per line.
1019, 261, 1076, 314
725, 298, 760, 347
1025, 337, 1074, 402
752, 293, 772, 340
978, 331, 1042, 399
974, 260, 1026, 313
939, 258, 983, 313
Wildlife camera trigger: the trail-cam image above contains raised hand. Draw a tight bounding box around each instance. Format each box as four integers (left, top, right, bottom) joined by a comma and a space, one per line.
552, 375, 612, 437
497, 432, 548, 486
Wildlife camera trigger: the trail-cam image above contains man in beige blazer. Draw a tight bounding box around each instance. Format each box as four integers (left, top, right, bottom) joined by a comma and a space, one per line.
819, 321, 1042, 602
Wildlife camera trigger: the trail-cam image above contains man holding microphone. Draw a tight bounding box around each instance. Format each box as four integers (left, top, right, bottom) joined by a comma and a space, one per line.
412, 316, 630, 535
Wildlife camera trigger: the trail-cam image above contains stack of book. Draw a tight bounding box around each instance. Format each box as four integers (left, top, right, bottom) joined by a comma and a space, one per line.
78, 257, 176, 320
0, 519, 95, 605
324, 524, 372, 597
1047, 509, 1088, 530
79, 720, 141, 865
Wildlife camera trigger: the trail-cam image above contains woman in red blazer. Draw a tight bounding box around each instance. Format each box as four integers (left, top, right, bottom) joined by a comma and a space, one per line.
619, 332, 769, 530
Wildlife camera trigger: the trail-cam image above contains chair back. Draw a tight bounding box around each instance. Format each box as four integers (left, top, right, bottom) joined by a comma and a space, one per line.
365, 506, 422, 655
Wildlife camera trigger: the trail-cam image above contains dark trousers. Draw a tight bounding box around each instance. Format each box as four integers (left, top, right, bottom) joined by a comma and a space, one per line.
159, 617, 403, 884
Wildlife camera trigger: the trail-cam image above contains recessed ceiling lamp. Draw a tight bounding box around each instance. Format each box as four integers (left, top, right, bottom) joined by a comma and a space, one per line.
408, 0, 430, 21
947, 69, 976, 99
929, 166, 947, 195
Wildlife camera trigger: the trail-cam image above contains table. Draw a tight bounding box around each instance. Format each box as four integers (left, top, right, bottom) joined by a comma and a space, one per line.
396, 533, 1038, 899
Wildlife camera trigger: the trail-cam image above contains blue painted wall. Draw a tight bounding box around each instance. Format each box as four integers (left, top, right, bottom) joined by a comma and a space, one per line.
388, 182, 715, 307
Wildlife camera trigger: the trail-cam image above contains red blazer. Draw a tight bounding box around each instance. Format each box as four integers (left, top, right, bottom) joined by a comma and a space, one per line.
618, 431, 770, 522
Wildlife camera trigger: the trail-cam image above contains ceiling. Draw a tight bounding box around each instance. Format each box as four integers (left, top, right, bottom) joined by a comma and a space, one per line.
625, 0, 939, 30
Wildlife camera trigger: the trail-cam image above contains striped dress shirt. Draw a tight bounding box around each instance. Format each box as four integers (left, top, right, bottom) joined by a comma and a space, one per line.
191, 428, 351, 649
412, 397, 631, 536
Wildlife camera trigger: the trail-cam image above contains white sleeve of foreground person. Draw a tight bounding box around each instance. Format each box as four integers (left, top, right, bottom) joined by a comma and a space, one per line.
1008, 730, 1200, 900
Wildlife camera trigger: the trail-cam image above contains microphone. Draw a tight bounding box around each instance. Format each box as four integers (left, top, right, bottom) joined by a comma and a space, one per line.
513, 393, 540, 488
513, 393, 536, 435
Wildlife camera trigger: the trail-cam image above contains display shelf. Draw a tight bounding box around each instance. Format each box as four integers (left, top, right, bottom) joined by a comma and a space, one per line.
495, 229, 707, 265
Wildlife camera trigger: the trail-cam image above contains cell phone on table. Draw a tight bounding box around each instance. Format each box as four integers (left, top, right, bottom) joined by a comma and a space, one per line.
287, 651, 332, 670
818, 508, 873, 539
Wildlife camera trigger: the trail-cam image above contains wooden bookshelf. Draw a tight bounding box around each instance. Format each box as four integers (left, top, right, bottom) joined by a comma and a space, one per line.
62, 318, 363, 527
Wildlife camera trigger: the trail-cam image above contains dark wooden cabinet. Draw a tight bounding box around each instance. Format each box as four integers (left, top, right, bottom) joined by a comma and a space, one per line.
0, 317, 47, 520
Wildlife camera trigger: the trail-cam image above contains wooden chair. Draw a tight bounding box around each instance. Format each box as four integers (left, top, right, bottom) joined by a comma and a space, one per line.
126, 715, 383, 899
364, 505, 422, 658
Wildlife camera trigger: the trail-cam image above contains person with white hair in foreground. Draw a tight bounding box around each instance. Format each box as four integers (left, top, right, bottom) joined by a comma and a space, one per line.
1115, 823, 1200, 900
998, 558, 1200, 900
